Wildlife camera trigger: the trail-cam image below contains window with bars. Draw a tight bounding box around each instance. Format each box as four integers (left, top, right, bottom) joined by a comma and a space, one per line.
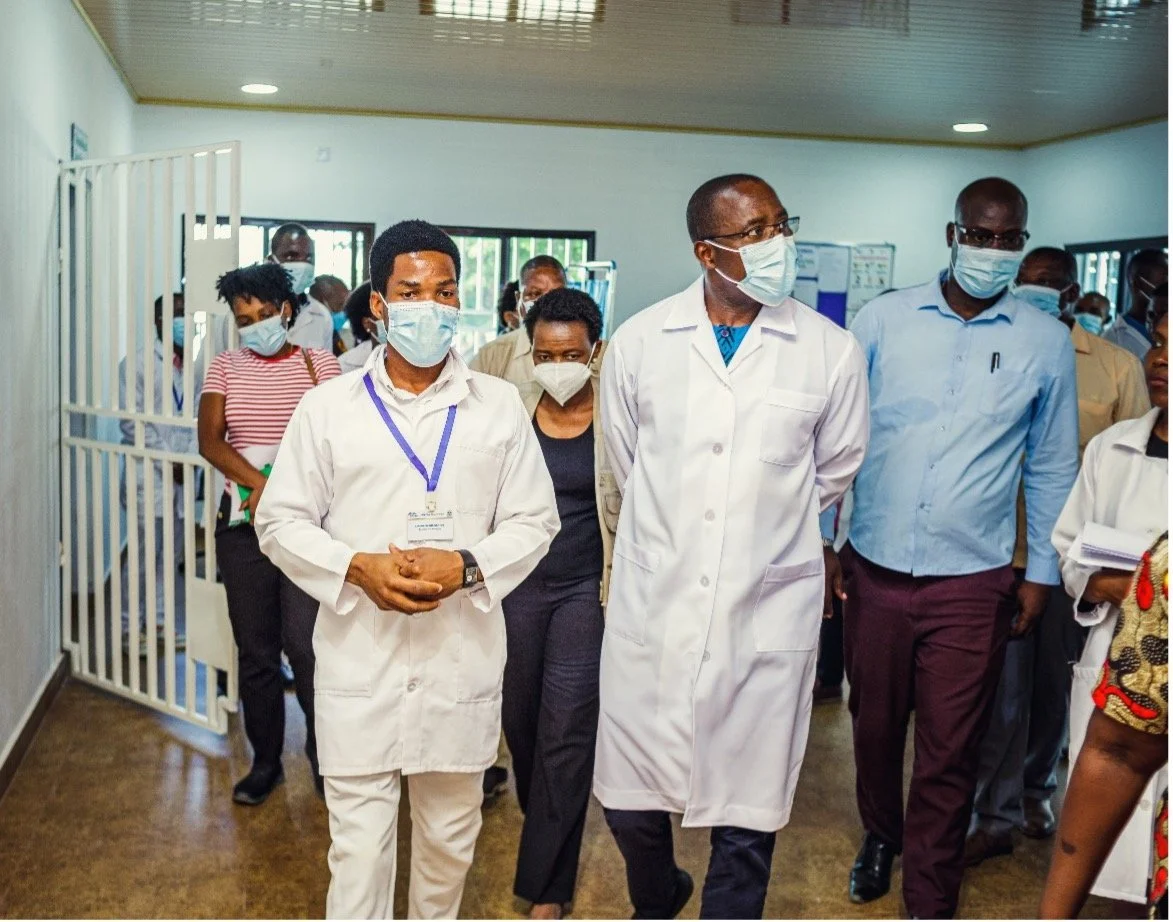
192, 216, 374, 289
440, 226, 595, 357
1068, 236, 1168, 320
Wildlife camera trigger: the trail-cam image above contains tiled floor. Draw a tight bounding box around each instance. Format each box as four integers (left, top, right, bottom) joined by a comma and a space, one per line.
0, 680, 1142, 919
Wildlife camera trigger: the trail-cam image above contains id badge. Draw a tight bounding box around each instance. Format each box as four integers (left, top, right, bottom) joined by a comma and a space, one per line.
406, 509, 455, 543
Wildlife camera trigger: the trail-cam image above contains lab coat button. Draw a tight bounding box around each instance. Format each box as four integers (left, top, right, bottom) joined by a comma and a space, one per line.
407, 681, 418, 692
702, 651, 711, 662
700, 576, 710, 588
705, 510, 716, 522
712, 444, 723, 455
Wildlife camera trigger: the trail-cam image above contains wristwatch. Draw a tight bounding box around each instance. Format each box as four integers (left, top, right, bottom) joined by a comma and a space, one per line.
458, 549, 483, 588
822, 537, 835, 549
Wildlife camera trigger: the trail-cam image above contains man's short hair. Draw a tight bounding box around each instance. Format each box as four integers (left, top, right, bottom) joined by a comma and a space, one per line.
686, 173, 768, 242
525, 287, 603, 344
344, 281, 374, 344
271, 222, 312, 254
1023, 246, 1078, 283
369, 220, 461, 294
519, 255, 567, 284
1126, 248, 1168, 283
215, 263, 300, 322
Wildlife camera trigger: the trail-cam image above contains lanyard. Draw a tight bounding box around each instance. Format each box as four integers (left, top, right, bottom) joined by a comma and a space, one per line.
173, 382, 183, 413
362, 372, 456, 510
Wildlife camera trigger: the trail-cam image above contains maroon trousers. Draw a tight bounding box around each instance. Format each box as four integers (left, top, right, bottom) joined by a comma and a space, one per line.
841, 545, 1017, 919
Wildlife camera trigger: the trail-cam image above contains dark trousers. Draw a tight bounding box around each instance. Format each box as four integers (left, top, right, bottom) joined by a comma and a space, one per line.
502, 573, 604, 905
603, 809, 776, 919
972, 584, 1088, 833
817, 593, 845, 688
841, 544, 1016, 919
217, 522, 319, 776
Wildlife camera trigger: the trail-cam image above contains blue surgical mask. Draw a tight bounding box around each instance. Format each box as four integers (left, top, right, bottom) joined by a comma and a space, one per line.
274, 257, 315, 293
951, 243, 1024, 300
375, 296, 460, 368
240, 313, 289, 357
332, 311, 348, 333
171, 316, 186, 348
1074, 313, 1105, 336
707, 232, 798, 307
1010, 283, 1063, 318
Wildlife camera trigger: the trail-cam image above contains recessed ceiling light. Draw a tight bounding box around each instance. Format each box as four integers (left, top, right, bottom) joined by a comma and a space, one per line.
952, 122, 989, 133
241, 83, 279, 95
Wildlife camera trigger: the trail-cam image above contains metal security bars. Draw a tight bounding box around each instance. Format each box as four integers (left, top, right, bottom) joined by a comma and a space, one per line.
59, 142, 242, 734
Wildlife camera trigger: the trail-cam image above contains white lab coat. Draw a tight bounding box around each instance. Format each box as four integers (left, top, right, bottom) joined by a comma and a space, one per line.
288, 294, 335, 352
595, 277, 870, 831
254, 346, 560, 777
338, 339, 373, 373
1051, 408, 1168, 903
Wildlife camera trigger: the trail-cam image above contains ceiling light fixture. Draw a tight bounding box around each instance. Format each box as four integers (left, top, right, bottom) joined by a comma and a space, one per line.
952, 122, 989, 133
241, 83, 279, 95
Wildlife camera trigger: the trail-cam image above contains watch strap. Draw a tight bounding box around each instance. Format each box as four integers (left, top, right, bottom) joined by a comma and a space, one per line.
458, 549, 482, 588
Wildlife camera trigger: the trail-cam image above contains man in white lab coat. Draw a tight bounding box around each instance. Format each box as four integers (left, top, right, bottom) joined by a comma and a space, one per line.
255, 220, 560, 920
596, 174, 870, 919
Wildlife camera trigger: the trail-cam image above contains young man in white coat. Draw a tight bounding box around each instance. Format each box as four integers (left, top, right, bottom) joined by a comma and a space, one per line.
254, 219, 560, 920
596, 174, 870, 919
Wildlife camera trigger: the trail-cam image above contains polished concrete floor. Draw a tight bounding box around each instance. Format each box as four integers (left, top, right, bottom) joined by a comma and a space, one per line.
0, 680, 1142, 919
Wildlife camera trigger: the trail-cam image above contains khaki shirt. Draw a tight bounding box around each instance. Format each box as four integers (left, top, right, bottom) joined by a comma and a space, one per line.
1014, 322, 1150, 569
468, 327, 534, 388
519, 342, 620, 606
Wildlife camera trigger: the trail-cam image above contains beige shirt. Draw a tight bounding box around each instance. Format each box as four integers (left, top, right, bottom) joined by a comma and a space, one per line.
1014, 322, 1150, 569
468, 327, 534, 388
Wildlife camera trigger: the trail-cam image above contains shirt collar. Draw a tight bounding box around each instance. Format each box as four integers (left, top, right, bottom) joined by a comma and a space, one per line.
918, 271, 1017, 323
364, 344, 472, 406
512, 326, 532, 359
1069, 320, 1093, 354
1111, 407, 1163, 453
662, 276, 798, 336
1123, 314, 1152, 341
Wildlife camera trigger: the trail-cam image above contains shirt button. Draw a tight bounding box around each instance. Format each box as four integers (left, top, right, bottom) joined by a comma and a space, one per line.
705, 510, 716, 522
955, 355, 963, 362
919, 503, 928, 510
407, 681, 418, 692
939, 425, 946, 432
702, 651, 711, 662
712, 444, 723, 455
700, 576, 710, 588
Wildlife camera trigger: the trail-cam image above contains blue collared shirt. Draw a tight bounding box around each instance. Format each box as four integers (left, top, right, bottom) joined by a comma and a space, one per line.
848, 275, 1079, 584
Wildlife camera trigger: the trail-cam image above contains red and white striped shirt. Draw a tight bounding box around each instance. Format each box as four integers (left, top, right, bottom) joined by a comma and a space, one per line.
203, 347, 341, 454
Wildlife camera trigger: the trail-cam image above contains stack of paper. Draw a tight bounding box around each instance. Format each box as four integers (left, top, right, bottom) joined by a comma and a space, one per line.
1071, 522, 1154, 571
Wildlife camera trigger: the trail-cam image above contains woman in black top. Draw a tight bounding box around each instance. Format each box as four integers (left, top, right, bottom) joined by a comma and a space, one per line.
505, 288, 621, 920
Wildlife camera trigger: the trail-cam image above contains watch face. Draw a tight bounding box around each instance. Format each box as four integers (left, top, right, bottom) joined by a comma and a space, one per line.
465, 567, 478, 586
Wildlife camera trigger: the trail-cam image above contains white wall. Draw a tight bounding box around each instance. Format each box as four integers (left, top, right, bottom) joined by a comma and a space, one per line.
0, 0, 133, 763
1023, 121, 1168, 250
135, 106, 1026, 324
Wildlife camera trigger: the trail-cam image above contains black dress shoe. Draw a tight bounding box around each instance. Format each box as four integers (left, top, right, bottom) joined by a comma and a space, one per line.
1021, 797, 1056, 839
482, 765, 509, 804
849, 833, 896, 904
232, 765, 284, 805
632, 868, 693, 920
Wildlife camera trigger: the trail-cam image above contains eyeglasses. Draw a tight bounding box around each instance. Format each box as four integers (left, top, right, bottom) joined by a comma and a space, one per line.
707, 216, 800, 244
954, 223, 1030, 251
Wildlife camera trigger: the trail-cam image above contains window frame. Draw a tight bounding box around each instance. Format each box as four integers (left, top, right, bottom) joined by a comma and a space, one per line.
1066, 235, 1168, 316
440, 224, 596, 284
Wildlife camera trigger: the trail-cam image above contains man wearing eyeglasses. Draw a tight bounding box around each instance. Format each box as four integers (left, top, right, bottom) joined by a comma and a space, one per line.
596, 173, 869, 919
841, 177, 1079, 918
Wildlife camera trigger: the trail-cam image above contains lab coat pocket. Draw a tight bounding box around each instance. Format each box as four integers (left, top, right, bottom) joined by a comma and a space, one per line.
457, 597, 506, 702
752, 557, 824, 653
607, 535, 660, 645
599, 471, 622, 533
314, 609, 375, 696
760, 388, 826, 466
452, 444, 504, 515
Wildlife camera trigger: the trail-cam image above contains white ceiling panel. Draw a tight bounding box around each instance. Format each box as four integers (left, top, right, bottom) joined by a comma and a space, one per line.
76, 0, 1168, 146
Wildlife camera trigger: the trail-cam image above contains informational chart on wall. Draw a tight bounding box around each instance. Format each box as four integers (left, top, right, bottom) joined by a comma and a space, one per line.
794, 242, 895, 328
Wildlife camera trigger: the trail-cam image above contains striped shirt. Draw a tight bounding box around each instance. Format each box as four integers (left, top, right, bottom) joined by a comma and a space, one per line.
203, 346, 341, 454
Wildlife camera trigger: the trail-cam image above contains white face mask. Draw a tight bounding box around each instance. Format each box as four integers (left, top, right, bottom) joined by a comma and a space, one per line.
533, 354, 593, 406
706, 233, 798, 307
951, 243, 1023, 300
276, 258, 315, 293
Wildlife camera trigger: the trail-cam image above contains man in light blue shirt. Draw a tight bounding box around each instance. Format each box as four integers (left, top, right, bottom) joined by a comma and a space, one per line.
839, 177, 1078, 919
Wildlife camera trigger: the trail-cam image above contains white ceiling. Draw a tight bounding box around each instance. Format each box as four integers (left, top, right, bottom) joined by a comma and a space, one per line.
77, 0, 1168, 147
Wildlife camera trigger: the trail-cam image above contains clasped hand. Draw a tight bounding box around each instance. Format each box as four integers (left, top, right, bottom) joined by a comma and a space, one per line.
347, 545, 465, 615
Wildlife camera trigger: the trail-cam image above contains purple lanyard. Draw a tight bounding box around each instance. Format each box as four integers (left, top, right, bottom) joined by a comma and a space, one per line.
362, 372, 457, 497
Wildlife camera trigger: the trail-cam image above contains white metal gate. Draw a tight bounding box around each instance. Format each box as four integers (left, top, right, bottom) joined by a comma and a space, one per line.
59, 142, 241, 733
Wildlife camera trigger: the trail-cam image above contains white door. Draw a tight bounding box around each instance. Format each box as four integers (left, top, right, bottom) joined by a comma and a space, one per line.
59, 142, 241, 733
